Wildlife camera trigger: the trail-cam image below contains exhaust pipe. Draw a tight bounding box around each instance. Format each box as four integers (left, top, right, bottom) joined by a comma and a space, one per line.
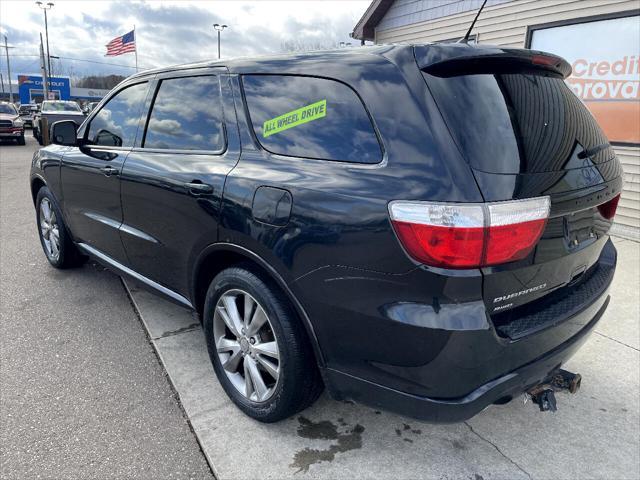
526, 369, 581, 412
551, 369, 582, 394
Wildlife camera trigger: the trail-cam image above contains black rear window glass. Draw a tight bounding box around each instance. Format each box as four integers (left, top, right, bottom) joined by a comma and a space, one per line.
144, 76, 224, 151
242, 75, 382, 163
423, 72, 612, 174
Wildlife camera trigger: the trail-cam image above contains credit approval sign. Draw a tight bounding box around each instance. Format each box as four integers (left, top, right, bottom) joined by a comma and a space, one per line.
530, 14, 640, 145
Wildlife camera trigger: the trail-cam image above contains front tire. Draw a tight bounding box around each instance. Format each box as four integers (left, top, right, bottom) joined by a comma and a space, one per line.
33, 125, 42, 145
203, 266, 323, 422
35, 187, 83, 268
17, 135, 25, 146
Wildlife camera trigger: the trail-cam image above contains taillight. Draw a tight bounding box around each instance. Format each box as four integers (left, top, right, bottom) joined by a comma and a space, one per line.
388, 197, 550, 269
597, 194, 620, 220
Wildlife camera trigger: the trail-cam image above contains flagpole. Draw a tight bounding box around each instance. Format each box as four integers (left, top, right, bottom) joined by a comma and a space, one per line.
133, 24, 138, 72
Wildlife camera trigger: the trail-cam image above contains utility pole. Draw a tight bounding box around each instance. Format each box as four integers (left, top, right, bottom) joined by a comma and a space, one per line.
0, 72, 4, 100
40, 33, 49, 100
212, 23, 228, 59
2, 35, 14, 103
36, 2, 54, 76
49, 55, 59, 78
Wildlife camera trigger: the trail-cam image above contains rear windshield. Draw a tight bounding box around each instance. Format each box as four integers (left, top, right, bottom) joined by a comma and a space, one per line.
42, 102, 81, 112
423, 72, 613, 173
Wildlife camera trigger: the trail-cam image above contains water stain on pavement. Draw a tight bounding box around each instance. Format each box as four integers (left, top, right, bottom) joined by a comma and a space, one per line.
395, 422, 423, 443
290, 416, 365, 473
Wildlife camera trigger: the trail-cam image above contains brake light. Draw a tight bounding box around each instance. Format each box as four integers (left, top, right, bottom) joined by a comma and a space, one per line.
388, 197, 550, 269
531, 54, 560, 67
597, 194, 620, 220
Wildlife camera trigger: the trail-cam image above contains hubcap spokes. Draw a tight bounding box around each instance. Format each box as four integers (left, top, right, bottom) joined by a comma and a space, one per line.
39, 198, 60, 260
213, 289, 280, 402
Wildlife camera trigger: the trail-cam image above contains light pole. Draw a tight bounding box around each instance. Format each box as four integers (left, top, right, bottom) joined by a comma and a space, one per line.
213, 23, 227, 59
36, 1, 54, 78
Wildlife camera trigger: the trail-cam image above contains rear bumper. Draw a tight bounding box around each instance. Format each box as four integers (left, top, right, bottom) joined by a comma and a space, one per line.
323, 292, 609, 422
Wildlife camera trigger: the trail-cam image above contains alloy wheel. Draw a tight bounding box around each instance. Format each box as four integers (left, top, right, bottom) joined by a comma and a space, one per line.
213, 289, 280, 402
39, 198, 60, 260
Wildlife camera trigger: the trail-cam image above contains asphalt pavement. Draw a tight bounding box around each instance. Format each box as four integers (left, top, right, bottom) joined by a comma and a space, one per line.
0, 135, 213, 479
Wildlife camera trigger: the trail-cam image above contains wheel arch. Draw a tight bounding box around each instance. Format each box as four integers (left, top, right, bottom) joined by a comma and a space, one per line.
30, 176, 47, 205
192, 243, 326, 367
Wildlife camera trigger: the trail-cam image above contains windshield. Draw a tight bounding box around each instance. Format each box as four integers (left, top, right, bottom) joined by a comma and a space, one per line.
42, 102, 81, 112
0, 104, 17, 115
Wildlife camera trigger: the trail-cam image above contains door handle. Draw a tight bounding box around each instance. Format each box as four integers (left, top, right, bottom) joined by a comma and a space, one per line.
186, 181, 213, 195
100, 165, 119, 177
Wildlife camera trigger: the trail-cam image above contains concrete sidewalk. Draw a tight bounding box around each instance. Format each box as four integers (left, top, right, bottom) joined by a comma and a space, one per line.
125, 237, 640, 480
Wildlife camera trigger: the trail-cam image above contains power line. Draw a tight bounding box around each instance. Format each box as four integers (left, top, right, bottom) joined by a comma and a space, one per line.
8, 53, 140, 69
59, 55, 140, 69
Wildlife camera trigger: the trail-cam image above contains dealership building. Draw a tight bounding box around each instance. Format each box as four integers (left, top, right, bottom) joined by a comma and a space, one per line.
15, 75, 109, 105
352, 0, 639, 239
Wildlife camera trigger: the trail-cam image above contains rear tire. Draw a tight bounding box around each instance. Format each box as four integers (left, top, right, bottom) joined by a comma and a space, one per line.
203, 266, 323, 422
35, 187, 83, 268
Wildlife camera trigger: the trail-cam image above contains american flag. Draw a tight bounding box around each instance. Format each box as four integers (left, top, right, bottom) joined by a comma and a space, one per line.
105, 30, 136, 56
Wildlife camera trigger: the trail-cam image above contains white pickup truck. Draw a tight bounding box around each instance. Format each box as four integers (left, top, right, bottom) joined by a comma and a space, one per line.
33, 101, 86, 145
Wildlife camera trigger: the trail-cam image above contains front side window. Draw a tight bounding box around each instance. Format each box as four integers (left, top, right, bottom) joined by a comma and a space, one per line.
87, 82, 148, 147
242, 75, 382, 163
143, 76, 224, 151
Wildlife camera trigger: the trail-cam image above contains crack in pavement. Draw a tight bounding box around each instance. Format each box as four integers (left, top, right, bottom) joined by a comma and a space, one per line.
155, 322, 201, 339
594, 331, 639, 352
464, 421, 533, 480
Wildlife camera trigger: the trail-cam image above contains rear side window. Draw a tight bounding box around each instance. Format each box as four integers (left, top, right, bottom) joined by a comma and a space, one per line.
87, 82, 148, 147
242, 75, 382, 163
143, 76, 224, 151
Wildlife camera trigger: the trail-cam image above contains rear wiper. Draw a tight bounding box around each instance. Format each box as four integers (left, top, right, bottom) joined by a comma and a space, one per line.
577, 143, 610, 159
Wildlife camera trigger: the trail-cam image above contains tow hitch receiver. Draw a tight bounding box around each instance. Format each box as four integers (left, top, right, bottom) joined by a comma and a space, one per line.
526, 369, 582, 412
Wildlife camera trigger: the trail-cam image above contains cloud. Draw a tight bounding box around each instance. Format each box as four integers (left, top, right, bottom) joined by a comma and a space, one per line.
148, 117, 181, 135
0, 0, 368, 81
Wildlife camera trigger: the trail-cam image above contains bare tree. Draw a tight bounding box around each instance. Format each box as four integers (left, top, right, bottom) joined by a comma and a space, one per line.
74, 75, 126, 89
280, 39, 340, 53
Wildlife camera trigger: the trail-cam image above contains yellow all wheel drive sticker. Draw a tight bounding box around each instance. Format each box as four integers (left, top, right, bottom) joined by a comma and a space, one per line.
262, 99, 327, 138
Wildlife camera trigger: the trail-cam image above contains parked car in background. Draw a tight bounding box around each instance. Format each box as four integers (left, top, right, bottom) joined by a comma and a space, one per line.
85, 101, 100, 114
0, 102, 25, 145
33, 100, 85, 145
18, 103, 39, 128
30, 44, 622, 423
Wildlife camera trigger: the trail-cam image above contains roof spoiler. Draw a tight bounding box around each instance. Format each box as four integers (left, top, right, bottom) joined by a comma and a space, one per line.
415, 45, 572, 79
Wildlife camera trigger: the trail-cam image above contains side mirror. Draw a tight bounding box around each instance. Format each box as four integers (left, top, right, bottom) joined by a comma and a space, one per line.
51, 120, 78, 146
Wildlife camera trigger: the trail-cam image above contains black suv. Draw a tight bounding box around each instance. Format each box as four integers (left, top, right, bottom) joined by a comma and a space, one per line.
31, 44, 622, 423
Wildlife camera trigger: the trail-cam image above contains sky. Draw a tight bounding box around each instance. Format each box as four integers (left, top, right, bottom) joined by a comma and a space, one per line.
0, 0, 369, 81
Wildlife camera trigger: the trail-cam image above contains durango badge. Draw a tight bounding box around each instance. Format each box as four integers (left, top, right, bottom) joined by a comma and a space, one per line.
493, 283, 547, 303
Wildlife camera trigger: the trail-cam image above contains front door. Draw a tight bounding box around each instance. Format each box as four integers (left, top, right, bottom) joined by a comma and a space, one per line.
119, 70, 240, 297
61, 81, 150, 264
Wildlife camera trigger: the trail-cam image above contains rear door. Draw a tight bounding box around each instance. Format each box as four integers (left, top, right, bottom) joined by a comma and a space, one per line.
61, 81, 150, 264
119, 69, 240, 298
419, 49, 623, 337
